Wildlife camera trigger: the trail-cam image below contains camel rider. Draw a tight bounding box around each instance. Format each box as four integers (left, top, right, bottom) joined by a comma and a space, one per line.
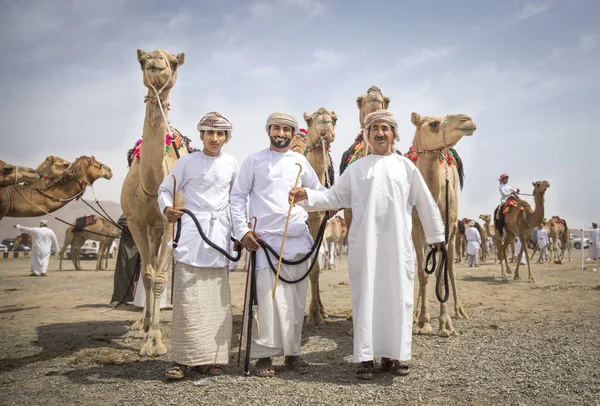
159, 111, 238, 380
14, 220, 59, 277
290, 110, 445, 380
499, 173, 520, 204
230, 112, 326, 377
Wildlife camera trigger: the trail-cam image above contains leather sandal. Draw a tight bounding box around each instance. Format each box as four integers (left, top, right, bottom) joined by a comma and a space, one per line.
255, 357, 275, 377
195, 365, 224, 376
357, 360, 374, 380
284, 356, 310, 374
165, 364, 187, 381
381, 357, 409, 376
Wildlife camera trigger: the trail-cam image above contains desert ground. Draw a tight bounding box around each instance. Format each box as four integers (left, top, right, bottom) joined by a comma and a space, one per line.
1, 253, 599, 405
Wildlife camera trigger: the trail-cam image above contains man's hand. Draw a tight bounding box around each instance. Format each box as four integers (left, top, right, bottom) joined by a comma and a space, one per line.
241, 231, 261, 251
289, 187, 308, 204
164, 206, 184, 223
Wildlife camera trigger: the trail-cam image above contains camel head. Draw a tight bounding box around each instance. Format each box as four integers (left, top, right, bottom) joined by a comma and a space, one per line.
66, 156, 113, 185
303, 107, 337, 146
137, 49, 185, 93
532, 180, 550, 197
0, 160, 39, 185
411, 113, 477, 150
357, 86, 390, 129
479, 214, 491, 224
35, 156, 72, 180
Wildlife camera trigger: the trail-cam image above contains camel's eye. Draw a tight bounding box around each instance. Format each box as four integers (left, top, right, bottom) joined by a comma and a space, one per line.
429, 121, 440, 132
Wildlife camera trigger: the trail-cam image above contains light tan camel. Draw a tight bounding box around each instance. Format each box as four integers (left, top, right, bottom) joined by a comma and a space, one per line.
121, 49, 186, 356
0, 160, 39, 187
10, 232, 32, 251
323, 215, 345, 271
474, 221, 488, 262
24, 156, 72, 189
455, 219, 467, 263
0, 156, 112, 222
546, 216, 571, 261
340, 86, 390, 231
497, 181, 549, 282
411, 112, 476, 337
59, 216, 121, 271
303, 107, 337, 325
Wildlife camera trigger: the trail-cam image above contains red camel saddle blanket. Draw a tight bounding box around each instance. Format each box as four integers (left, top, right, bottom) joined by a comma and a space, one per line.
74, 215, 97, 232
503, 197, 523, 214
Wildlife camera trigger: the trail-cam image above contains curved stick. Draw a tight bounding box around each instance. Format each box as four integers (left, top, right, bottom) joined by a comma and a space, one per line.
272, 163, 302, 299
238, 216, 257, 368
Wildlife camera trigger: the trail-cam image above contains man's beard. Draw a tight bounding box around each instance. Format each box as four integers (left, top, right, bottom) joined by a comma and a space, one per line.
269, 136, 291, 149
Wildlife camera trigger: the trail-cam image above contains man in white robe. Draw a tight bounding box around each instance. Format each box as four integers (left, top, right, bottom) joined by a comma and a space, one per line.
536, 226, 549, 263
159, 112, 238, 380
515, 237, 527, 265
589, 223, 600, 260
14, 220, 59, 276
465, 220, 481, 267
290, 110, 445, 380
230, 112, 326, 377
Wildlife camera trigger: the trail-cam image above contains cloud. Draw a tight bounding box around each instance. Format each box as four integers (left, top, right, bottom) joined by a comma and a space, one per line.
243, 64, 281, 79
514, 1, 553, 23
396, 46, 457, 72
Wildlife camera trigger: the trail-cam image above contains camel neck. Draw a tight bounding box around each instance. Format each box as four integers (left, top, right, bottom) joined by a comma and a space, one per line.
305, 147, 330, 187
528, 193, 545, 228
11, 179, 85, 217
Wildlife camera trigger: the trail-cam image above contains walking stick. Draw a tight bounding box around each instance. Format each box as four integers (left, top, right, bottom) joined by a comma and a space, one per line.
170, 175, 176, 306
237, 216, 257, 368
272, 163, 302, 299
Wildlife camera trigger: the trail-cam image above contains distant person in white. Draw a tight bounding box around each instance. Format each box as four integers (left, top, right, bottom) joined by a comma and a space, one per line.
465, 220, 481, 267
289, 110, 445, 380
589, 222, 600, 260
536, 226, 549, 263
230, 112, 326, 377
158, 112, 238, 380
14, 220, 59, 276
515, 237, 527, 265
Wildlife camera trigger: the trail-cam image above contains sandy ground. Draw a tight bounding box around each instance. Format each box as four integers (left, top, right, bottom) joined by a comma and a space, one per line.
1, 253, 599, 405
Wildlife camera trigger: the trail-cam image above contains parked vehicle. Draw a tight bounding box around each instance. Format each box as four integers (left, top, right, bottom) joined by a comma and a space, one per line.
570, 234, 590, 250
15, 245, 31, 252
0, 244, 7, 253
66, 239, 118, 259
1, 238, 14, 250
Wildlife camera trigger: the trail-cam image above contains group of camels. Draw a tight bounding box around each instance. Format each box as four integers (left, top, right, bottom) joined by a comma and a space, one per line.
0, 154, 117, 269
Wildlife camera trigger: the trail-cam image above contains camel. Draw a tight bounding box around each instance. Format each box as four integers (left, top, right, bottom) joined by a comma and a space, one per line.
322, 215, 345, 271
339, 86, 391, 232
546, 216, 571, 261
0, 156, 112, 222
121, 49, 186, 356
473, 220, 488, 262
24, 156, 72, 189
0, 160, 39, 187
410, 112, 476, 337
302, 107, 337, 325
455, 219, 467, 263
10, 233, 32, 251
480, 213, 515, 264
496, 181, 550, 282
59, 216, 121, 271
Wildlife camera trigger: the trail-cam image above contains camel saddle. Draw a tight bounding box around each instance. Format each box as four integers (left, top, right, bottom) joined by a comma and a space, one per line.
550, 216, 566, 226
73, 215, 97, 233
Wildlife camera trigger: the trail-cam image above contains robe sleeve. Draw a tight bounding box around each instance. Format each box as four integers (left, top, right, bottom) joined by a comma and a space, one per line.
408, 167, 445, 244
15, 225, 35, 234
301, 156, 327, 192
157, 158, 187, 219
230, 157, 253, 241
300, 169, 352, 212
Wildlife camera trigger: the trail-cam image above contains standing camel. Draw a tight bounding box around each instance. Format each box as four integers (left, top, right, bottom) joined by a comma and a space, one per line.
474, 221, 488, 262
455, 219, 467, 263
546, 216, 571, 261
497, 181, 549, 282
0, 156, 112, 222
121, 49, 186, 356
410, 112, 476, 337
0, 160, 39, 187
59, 215, 121, 271
303, 107, 336, 325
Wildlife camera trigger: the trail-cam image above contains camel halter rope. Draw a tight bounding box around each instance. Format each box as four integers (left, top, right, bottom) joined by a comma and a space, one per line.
423, 116, 450, 304
322, 138, 332, 188
239, 216, 257, 370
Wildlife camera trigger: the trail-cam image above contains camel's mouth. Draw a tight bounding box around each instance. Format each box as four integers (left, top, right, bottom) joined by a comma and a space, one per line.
145, 66, 167, 75
458, 124, 477, 135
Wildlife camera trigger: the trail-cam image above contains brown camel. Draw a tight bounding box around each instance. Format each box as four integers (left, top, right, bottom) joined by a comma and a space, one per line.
59, 216, 121, 271
497, 181, 550, 282
480, 213, 515, 264
473, 221, 488, 262
410, 112, 476, 337
24, 156, 72, 189
322, 215, 345, 271
339, 86, 391, 232
303, 107, 337, 325
121, 49, 186, 356
546, 216, 571, 261
10, 232, 32, 251
0, 156, 112, 222
455, 219, 467, 263
0, 160, 39, 187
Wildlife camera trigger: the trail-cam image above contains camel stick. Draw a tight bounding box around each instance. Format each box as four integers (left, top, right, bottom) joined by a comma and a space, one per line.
237, 216, 257, 367
170, 175, 176, 306
272, 163, 302, 299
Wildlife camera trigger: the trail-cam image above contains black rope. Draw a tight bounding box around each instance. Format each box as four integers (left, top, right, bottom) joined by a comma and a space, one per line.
80, 199, 123, 231
424, 178, 450, 303
244, 250, 257, 375
258, 212, 329, 284
175, 208, 242, 262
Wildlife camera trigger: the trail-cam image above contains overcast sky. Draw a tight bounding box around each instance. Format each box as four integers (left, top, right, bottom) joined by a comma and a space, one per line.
1, 0, 598, 229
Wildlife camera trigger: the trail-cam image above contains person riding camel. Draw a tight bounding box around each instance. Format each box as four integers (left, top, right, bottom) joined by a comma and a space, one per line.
495, 173, 521, 234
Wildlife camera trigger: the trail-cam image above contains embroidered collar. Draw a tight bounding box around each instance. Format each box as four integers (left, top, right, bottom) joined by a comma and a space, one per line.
144, 95, 171, 111
304, 141, 330, 156
404, 145, 457, 166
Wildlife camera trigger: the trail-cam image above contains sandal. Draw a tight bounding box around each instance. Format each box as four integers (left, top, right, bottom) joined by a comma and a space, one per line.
255, 357, 275, 377
196, 365, 224, 376
356, 360, 374, 380
284, 356, 310, 374
165, 364, 187, 381
381, 357, 409, 376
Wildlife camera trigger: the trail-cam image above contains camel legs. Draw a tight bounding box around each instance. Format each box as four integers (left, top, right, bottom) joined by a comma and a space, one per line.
58, 230, 72, 271
448, 236, 467, 320
413, 230, 432, 334
499, 232, 514, 280
307, 264, 326, 325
